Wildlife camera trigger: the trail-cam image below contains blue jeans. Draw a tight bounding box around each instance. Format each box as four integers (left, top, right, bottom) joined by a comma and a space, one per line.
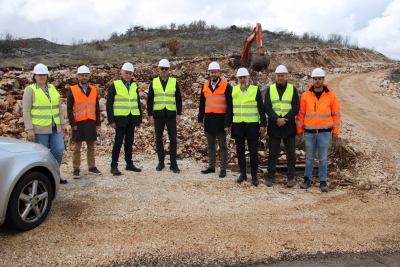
35, 126, 64, 166
304, 132, 331, 181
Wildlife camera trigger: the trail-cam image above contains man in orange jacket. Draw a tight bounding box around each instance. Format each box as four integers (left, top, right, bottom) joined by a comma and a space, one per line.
296, 68, 340, 192
67, 65, 101, 178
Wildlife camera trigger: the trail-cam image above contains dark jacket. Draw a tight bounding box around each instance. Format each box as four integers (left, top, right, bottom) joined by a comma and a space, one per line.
264, 82, 300, 138
67, 84, 100, 142
224, 86, 267, 140
106, 78, 143, 128
198, 79, 232, 133
147, 76, 182, 119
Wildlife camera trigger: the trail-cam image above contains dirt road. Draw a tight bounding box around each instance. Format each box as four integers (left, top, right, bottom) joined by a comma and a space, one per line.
1, 70, 400, 266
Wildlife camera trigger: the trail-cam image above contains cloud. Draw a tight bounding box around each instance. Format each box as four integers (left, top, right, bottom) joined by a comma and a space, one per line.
0, 0, 398, 59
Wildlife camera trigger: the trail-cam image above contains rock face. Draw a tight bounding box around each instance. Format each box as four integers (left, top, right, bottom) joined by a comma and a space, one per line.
0, 49, 397, 171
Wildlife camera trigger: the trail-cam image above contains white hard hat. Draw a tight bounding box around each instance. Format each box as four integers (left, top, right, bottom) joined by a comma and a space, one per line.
33, 63, 49, 75
158, 59, 170, 68
77, 65, 90, 74
236, 68, 250, 77
311, 68, 325, 77
121, 62, 134, 72
275, 65, 288, 74
208, 62, 220, 70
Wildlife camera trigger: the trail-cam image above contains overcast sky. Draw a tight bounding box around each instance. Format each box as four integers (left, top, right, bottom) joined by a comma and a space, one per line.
1, 0, 399, 60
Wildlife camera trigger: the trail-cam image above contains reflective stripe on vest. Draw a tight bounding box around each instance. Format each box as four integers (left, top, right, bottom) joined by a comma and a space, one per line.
203, 80, 228, 113
270, 83, 293, 117
71, 84, 97, 122
28, 84, 61, 126
153, 77, 177, 111
113, 80, 140, 116
232, 85, 259, 123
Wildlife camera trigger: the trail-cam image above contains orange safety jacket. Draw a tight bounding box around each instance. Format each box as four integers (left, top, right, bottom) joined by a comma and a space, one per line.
203, 80, 228, 113
296, 84, 341, 134
71, 84, 97, 122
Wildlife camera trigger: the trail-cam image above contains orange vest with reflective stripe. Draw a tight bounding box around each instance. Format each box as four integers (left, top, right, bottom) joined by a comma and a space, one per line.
71, 84, 97, 122
203, 80, 228, 113
296, 84, 341, 134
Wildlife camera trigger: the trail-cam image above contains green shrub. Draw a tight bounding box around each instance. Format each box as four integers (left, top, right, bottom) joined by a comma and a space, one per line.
160, 42, 166, 48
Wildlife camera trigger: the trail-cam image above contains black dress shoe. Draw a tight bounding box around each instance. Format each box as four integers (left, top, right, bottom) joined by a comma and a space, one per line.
252, 175, 259, 186
156, 162, 165, 171
219, 170, 226, 178
60, 178, 68, 184
126, 163, 141, 172
237, 173, 247, 183
170, 165, 180, 173
201, 167, 215, 174
110, 167, 122, 176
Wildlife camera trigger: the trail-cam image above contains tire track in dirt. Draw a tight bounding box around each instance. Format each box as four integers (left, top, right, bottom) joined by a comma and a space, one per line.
327, 71, 400, 175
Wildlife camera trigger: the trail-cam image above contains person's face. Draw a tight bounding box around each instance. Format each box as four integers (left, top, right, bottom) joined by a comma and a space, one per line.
313, 77, 325, 88
237, 76, 249, 88
158, 67, 170, 78
209, 70, 220, 82
34, 74, 47, 84
77, 73, 90, 84
121, 70, 133, 82
276, 73, 288, 85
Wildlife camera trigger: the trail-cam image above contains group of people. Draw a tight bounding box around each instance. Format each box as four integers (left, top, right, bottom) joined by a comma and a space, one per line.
23, 59, 340, 192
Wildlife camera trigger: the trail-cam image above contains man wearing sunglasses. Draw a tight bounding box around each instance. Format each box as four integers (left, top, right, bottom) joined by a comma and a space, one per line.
147, 59, 183, 173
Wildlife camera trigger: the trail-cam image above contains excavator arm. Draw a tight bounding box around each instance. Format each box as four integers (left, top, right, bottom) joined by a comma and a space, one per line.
241, 23, 263, 66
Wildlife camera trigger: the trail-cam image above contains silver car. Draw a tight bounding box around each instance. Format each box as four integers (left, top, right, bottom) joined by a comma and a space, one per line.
0, 137, 60, 231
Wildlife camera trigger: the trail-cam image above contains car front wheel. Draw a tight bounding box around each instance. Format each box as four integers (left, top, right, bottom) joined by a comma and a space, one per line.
6, 172, 53, 231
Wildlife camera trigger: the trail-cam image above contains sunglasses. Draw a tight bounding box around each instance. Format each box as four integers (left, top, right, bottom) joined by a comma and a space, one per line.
160, 67, 169, 71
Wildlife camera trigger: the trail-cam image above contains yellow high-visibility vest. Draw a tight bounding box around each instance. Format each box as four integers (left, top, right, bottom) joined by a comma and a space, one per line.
270, 83, 293, 117
28, 84, 61, 126
153, 77, 177, 111
113, 80, 140, 116
232, 85, 259, 123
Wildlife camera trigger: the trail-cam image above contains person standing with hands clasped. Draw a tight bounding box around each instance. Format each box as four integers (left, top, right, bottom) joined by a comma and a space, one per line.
224, 68, 266, 186
296, 68, 340, 192
264, 65, 299, 188
23, 63, 68, 184
147, 59, 183, 173
106, 62, 142, 176
67, 65, 101, 178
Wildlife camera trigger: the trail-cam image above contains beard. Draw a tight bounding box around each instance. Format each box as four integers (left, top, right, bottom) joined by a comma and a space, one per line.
211, 77, 219, 82
240, 82, 249, 88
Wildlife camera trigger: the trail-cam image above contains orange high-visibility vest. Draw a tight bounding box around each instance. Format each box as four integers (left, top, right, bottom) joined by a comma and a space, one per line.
71, 84, 97, 122
296, 84, 341, 134
203, 80, 228, 113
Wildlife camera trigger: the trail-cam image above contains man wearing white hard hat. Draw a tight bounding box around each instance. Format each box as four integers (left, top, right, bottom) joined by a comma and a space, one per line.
296, 68, 341, 192
198, 62, 232, 178
106, 62, 142, 176
67, 65, 101, 178
23, 63, 68, 184
147, 59, 183, 173
224, 68, 266, 186
263, 65, 299, 188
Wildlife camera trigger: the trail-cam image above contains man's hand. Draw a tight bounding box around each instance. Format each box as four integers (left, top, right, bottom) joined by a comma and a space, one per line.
27, 129, 35, 142
62, 125, 66, 133
96, 126, 100, 130
332, 133, 339, 141
137, 123, 141, 129
199, 122, 204, 127
110, 122, 116, 129
176, 115, 181, 124
260, 127, 266, 136
224, 127, 231, 134
72, 126, 78, 131
297, 132, 303, 139
276, 118, 288, 127
149, 116, 154, 126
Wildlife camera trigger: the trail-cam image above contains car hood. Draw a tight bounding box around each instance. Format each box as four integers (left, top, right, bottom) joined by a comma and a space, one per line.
0, 137, 49, 153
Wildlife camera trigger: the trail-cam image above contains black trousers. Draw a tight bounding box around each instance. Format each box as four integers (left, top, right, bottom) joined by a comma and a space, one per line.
235, 138, 259, 176
111, 124, 135, 168
154, 117, 177, 166
267, 135, 296, 180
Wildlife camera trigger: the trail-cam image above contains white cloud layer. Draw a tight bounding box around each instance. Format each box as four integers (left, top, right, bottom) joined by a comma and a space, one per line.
0, 0, 399, 59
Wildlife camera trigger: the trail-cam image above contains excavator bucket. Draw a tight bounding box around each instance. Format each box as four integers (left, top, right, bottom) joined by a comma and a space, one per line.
250, 53, 270, 71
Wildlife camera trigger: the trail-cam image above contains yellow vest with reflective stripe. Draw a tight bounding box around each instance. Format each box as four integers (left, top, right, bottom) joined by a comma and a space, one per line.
270, 83, 293, 117
232, 85, 259, 123
28, 84, 61, 126
153, 77, 177, 111
113, 80, 140, 116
